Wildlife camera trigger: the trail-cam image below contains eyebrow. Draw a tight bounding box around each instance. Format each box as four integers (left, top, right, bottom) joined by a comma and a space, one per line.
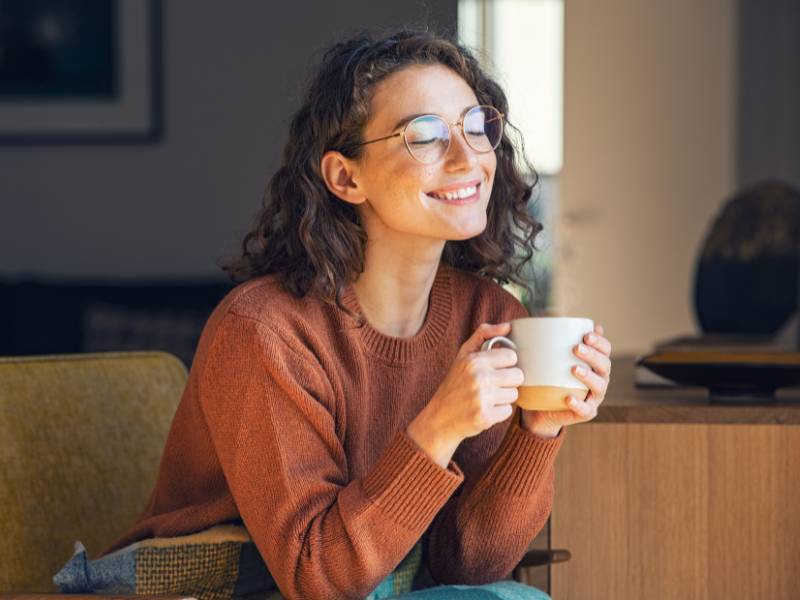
390, 113, 427, 132
389, 105, 476, 132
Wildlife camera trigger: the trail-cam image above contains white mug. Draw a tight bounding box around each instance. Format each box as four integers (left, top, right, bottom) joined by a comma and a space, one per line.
481, 316, 594, 411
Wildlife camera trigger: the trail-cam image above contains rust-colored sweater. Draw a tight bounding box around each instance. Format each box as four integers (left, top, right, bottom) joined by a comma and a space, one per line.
107, 263, 564, 599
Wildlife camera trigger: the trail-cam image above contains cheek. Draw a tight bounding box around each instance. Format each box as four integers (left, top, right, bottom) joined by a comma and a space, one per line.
487, 157, 498, 194
485, 152, 498, 178
405, 163, 438, 188
386, 163, 437, 195
421, 164, 438, 180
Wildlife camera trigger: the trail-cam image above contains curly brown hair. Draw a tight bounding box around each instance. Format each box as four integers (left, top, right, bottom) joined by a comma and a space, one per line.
222, 28, 543, 310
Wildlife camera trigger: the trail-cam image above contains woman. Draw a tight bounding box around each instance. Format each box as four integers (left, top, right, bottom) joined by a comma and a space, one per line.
106, 29, 612, 599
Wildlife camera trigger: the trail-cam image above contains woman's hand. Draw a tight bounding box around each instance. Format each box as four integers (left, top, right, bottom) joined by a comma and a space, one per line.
406, 322, 523, 467
520, 324, 613, 439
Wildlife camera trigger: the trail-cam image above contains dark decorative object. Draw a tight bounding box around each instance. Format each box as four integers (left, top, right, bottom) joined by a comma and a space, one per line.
0, 0, 161, 142
637, 181, 800, 402
693, 181, 800, 335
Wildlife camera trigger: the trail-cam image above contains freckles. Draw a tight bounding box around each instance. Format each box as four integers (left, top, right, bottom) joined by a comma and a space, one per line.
422, 165, 437, 180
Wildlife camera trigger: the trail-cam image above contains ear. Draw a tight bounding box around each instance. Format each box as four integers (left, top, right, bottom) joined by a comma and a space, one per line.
320, 151, 367, 205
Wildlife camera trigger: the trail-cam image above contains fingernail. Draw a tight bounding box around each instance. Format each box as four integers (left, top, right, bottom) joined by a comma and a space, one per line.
575, 366, 586, 376
577, 344, 586, 355
587, 334, 596, 344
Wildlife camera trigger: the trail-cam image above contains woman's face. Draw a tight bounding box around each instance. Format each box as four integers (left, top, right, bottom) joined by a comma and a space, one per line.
353, 63, 497, 245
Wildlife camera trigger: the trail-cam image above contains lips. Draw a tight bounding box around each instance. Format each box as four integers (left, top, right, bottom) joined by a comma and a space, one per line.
425, 180, 482, 203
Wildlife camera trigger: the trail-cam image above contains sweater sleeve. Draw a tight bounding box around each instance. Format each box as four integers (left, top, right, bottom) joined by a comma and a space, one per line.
425, 418, 564, 584
425, 284, 565, 584
197, 312, 463, 600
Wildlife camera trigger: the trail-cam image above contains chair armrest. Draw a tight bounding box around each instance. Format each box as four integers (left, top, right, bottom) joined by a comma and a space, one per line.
516, 548, 572, 568
0, 593, 197, 600
511, 548, 571, 585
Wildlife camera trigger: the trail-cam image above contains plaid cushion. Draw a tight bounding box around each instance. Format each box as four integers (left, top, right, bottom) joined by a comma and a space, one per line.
53, 524, 422, 600
54, 524, 275, 600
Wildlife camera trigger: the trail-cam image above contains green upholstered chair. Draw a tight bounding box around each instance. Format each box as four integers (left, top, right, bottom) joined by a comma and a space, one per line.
0, 351, 567, 599
0, 352, 192, 597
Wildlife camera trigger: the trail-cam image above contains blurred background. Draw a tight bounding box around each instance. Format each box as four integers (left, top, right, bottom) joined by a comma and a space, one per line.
1, 0, 799, 364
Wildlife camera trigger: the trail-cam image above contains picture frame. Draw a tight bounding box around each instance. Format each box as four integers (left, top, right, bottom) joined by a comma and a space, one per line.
0, 0, 162, 144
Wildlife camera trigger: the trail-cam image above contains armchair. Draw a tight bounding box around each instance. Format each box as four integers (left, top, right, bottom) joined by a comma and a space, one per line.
0, 352, 191, 598
0, 352, 567, 599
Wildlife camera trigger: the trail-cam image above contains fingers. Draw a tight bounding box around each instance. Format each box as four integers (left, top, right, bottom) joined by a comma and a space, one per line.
489, 402, 515, 423
575, 341, 611, 377
584, 328, 612, 357
459, 322, 511, 357
493, 366, 525, 388
565, 394, 598, 420
481, 347, 519, 369
571, 364, 607, 399
478, 388, 517, 427
494, 386, 519, 404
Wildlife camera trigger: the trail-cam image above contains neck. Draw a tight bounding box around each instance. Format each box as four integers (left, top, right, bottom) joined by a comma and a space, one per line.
352, 240, 445, 338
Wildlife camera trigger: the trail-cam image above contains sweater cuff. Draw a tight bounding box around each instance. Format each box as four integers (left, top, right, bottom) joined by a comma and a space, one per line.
361, 431, 463, 531
481, 422, 565, 496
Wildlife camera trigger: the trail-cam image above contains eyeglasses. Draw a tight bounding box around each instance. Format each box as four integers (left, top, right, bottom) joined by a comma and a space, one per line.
352, 105, 504, 164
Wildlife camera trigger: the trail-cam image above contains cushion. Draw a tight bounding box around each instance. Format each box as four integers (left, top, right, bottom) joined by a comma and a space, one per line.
54, 524, 423, 600
54, 525, 275, 600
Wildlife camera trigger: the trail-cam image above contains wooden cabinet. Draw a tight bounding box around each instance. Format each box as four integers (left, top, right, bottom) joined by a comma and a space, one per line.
549, 357, 800, 599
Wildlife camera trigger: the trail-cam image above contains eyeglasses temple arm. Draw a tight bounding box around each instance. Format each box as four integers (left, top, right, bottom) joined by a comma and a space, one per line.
352, 131, 404, 147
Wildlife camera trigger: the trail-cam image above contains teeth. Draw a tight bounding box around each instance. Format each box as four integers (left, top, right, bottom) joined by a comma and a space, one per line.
429, 185, 477, 200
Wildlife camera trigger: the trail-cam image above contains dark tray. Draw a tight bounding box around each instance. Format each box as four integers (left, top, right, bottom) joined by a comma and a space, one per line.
636, 351, 800, 403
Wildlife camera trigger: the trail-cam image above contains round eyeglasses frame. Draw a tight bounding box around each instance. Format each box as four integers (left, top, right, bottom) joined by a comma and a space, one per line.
350, 105, 505, 164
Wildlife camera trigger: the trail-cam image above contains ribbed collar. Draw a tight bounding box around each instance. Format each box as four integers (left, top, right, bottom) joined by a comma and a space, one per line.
340, 263, 453, 364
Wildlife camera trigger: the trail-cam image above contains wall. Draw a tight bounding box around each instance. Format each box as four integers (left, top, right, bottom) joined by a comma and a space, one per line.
0, 0, 457, 279
738, 0, 800, 189
554, 0, 738, 354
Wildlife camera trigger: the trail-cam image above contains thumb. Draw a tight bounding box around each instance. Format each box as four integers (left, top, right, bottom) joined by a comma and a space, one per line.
457, 322, 512, 358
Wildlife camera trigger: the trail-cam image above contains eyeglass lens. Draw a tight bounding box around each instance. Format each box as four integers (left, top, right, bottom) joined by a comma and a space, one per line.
404, 106, 503, 164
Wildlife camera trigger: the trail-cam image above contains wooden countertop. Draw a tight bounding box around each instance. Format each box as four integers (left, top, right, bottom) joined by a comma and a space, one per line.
596, 355, 800, 424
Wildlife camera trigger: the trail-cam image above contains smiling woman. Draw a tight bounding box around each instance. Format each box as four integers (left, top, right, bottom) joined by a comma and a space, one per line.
223, 33, 542, 318
52, 29, 606, 600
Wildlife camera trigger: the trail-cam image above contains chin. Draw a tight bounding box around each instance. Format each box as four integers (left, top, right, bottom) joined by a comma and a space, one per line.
448, 219, 488, 241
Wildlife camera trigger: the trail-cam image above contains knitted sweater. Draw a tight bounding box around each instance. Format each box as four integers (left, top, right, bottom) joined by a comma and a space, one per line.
105, 263, 564, 600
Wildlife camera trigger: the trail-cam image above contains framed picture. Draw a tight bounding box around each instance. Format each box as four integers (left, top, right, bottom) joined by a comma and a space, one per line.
0, 0, 162, 143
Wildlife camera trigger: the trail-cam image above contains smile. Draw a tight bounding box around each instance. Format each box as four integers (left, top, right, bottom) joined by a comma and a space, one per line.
425, 182, 481, 204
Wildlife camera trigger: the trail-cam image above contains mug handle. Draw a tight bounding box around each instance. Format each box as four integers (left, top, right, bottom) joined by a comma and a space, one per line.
481, 336, 518, 352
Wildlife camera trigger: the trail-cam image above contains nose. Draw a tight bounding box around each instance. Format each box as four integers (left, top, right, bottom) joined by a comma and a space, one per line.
443, 124, 479, 171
